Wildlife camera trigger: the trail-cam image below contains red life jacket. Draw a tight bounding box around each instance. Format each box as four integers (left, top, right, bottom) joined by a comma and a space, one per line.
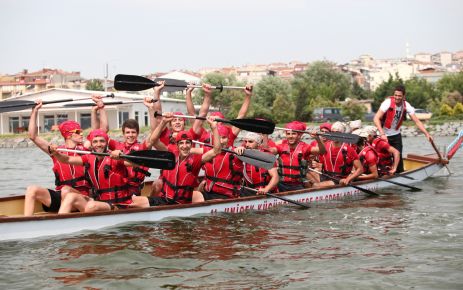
84, 154, 132, 205
243, 159, 272, 190
358, 145, 378, 174
381, 96, 407, 130
320, 142, 355, 179
109, 140, 151, 192
203, 151, 243, 198
160, 153, 201, 204
52, 144, 90, 196
371, 137, 393, 175
277, 141, 309, 184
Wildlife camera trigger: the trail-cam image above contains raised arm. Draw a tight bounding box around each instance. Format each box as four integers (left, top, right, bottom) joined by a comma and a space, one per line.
309, 131, 326, 155
201, 116, 221, 163
148, 113, 170, 151
185, 83, 196, 116
191, 83, 213, 136
28, 100, 50, 154
90, 95, 108, 132
49, 145, 84, 166
150, 81, 165, 132
231, 84, 253, 136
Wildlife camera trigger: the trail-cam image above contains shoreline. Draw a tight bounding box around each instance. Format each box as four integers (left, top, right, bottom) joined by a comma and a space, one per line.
1, 121, 461, 149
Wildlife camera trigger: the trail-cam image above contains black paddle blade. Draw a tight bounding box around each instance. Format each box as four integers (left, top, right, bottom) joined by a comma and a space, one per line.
122, 150, 176, 169
114, 74, 156, 91
0, 100, 37, 113
221, 118, 275, 134
154, 78, 189, 93
237, 149, 276, 170
320, 132, 360, 144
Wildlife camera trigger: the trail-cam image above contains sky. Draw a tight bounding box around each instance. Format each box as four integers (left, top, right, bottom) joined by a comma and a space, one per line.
0, 0, 462, 79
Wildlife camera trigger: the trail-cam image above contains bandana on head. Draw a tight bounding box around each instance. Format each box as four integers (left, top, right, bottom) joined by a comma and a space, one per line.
175, 130, 193, 143
331, 122, 346, 133
58, 121, 81, 139
173, 112, 187, 123
210, 111, 225, 119
319, 122, 332, 132
284, 121, 306, 132
217, 125, 230, 137
87, 129, 109, 142
244, 132, 262, 144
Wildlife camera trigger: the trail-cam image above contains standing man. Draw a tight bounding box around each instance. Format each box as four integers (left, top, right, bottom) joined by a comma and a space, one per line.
373, 85, 432, 173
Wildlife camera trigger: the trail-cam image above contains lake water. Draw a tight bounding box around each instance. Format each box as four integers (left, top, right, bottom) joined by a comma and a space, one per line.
0, 136, 462, 289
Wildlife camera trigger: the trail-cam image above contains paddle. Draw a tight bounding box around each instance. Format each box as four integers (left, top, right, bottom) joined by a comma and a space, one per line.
394, 174, 415, 180
57, 148, 176, 169
365, 176, 421, 192
115, 74, 247, 92
241, 186, 310, 209
63, 99, 158, 107
274, 127, 359, 144
0, 94, 115, 113
193, 141, 276, 170
429, 138, 452, 174
154, 112, 275, 134
307, 168, 380, 197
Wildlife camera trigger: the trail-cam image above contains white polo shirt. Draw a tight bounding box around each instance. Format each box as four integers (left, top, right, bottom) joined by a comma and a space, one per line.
379, 98, 415, 136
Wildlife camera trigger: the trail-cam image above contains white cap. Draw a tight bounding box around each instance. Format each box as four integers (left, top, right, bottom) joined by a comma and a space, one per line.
352, 128, 362, 136
363, 125, 378, 137
349, 120, 362, 131
243, 131, 263, 144
331, 121, 346, 133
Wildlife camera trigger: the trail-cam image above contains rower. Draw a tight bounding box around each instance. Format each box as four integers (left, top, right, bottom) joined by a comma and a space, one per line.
236, 132, 279, 196
363, 125, 400, 176
23, 97, 105, 216
313, 122, 363, 188
133, 113, 221, 206
353, 129, 379, 181
49, 129, 138, 212
275, 121, 326, 191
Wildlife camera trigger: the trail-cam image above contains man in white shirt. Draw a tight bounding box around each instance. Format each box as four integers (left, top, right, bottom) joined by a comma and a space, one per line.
373, 85, 432, 172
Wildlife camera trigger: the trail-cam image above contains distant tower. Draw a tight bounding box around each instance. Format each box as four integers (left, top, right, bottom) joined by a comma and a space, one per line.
405, 42, 411, 60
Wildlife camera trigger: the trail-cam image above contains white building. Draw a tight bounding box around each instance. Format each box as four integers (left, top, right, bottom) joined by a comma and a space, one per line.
0, 88, 187, 134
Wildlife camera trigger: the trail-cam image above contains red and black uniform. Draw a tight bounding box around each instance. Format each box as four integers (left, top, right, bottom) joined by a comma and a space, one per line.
319, 141, 359, 180
358, 145, 378, 174
371, 137, 394, 175
81, 154, 132, 205
276, 141, 311, 187
203, 148, 243, 198
197, 127, 237, 148
159, 152, 203, 204
380, 96, 407, 130
108, 139, 150, 195
52, 144, 91, 196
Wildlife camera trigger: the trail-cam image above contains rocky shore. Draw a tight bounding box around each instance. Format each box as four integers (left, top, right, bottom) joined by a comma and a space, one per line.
1, 121, 462, 149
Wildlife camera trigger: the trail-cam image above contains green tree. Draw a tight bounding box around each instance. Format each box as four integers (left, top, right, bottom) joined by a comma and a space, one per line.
272, 94, 295, 123
86, 79, 104, 91
440, 103, 454, 116
441, 91, 463, 107
352, 81, 370, 100
403, 77, 436, 109
453, 102, 463, 116
341, 99, 366, 121
253, 76, 291, 107
436, 72, 463, 97
291, 61, 351, 121
372, 74, 404, 111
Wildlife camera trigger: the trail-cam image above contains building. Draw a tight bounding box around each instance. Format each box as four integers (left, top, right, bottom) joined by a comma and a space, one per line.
0, 88, 187, 134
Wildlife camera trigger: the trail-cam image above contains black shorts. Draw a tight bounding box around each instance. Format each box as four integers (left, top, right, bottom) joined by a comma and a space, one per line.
203, 191, 232, 201
277, 182, 304, 192
147, 196, 172, 207
42, 189, 62, 212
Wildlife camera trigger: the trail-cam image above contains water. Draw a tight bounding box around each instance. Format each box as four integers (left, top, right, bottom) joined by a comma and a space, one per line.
0, 136, 462, 289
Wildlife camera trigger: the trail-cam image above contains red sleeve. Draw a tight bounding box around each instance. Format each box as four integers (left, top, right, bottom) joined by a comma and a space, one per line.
108, 139, 122, 151
378, 140, 390, 152
80, 154, 90, 165
364, 151, 378, 166
189, 126, 203, 141
348, 146, 359, 161
160, 128, 171, 146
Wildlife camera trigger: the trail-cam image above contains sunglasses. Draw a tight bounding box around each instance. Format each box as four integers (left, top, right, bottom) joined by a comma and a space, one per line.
69, 129, 83, 135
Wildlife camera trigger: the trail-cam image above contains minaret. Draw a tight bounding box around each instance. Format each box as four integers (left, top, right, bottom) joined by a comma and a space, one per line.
405, 42, 411, 60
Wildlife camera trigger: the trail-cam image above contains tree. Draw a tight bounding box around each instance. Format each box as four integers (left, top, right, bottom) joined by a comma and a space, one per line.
441, 91, 463, 107
341, 99, 366, 121
440, 103, 454, 116
86, 79, 104, 91
453, 102, 463, 116
352, 81, 370, 100
436, 72, 463, 97
291, 61, 351, 121
403, 77, 436, 109
253, 76, 291, 108
272, 94, 296, 123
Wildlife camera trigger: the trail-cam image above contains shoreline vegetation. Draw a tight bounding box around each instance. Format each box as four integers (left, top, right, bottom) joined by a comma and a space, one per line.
1, 121, 461, 149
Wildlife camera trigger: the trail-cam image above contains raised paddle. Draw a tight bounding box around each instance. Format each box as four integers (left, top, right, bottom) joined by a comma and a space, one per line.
307, 168, 380, 197
115, 74, 247, 92
429, 138, 452, 174
274, 127, 360, 144
193, 140, 276, 170
241, 186, 310, 209
0, 94, 115, 113
154, 112, 275, 134
63, 99, 159, 107
57, 148, 176, 169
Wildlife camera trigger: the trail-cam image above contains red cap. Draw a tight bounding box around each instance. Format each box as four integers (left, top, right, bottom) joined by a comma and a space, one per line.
210, 111, 225, 119
173, 112, 186, 122
175, 130, 193, 143
284, 121, 306, 132
58, 121, 81, 139
217, 125, 230, 137
320, 122, 332, 132
87, 129, 109, 142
